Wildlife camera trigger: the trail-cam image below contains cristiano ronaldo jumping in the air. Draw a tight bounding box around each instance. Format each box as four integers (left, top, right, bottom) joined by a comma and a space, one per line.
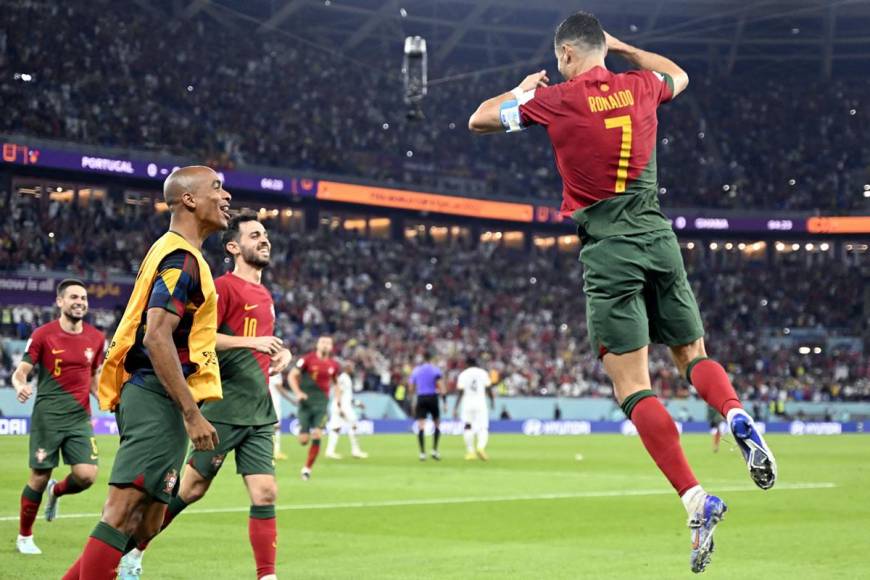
469, 11, 776, 573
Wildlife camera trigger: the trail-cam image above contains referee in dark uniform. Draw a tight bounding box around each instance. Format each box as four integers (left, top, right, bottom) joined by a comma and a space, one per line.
408, 351, 446, 461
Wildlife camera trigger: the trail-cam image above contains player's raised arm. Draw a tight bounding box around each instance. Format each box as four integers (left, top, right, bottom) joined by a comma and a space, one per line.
12, 360, 35, 403
468, 70, 550, 134
604, 30, 689, 98
143, 307, 218, 451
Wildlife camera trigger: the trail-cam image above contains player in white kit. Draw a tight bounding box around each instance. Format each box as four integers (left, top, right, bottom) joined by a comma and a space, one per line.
453, 356, 494, 461
325, 361, 368, 459
269, 371, 290, 460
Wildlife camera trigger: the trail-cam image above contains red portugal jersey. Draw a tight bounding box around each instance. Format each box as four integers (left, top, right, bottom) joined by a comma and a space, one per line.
202, 272, 277, 426
23, 320, 106, 425
296, 352, 340, 399
519, 66, 674, 239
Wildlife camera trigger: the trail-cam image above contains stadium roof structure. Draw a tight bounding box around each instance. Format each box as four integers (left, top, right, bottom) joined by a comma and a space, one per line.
144, 0, 870, 80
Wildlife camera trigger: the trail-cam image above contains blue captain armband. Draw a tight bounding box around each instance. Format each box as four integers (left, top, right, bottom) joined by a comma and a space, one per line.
499, 99, 525, 133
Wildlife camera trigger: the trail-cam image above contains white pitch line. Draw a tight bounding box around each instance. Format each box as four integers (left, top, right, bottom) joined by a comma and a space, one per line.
0, 481, 836, 523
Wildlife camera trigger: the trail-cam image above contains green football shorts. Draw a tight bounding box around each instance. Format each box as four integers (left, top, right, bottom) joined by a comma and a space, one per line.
580, 229, 704, 356
109, 384, 188, 503
297, 396, 328, 434
29, 413, 98, 469
187, 422, 276, 479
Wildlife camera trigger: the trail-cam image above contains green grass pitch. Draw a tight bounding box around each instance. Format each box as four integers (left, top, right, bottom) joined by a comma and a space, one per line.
1, 434, 867, 579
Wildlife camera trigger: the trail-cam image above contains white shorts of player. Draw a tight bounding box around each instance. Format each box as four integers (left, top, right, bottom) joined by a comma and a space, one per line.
460, 406, 490, 433
269, 385, 282, 422
327, 405, 359, 431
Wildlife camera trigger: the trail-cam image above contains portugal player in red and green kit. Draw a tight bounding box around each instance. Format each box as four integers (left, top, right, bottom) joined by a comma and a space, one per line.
12, 279, 105, 555
120, 212, 291, 580
469, 12, 776, 573
289, 336, 340, 480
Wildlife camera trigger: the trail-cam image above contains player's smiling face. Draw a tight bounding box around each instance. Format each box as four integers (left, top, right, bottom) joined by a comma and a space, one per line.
237, 219, 271, 268
194, 171, 232, 232
57, 285, 88, 322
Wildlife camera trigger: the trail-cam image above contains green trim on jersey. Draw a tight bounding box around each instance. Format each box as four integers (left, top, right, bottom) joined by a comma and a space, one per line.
571, 189, 671, 243
300, 374, 329, 401
202, 325, 276, 426
31, 367, 90, 429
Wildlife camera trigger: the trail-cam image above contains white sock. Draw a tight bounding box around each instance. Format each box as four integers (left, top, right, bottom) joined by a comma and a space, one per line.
477, 429, 489, 450
128, 548, 144, 559
463, 430, 474, 452
326, 431, 339, 454
726, 407, 748, 425
680, 485, 707, 517
349, 429, 361, 453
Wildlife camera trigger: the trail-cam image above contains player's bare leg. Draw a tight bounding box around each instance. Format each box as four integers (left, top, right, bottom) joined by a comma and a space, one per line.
119, 466, 212, 580
17, 468, 51, 554
63, 486, 157, 580
245, 474, 278, 580
45, 463, 98, 523
603, 346, 725, 573
671, 338, 777, 489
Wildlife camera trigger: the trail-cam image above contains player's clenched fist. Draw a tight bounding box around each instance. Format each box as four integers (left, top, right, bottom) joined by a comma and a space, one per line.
184, 410, 220, 451
518, 70, 550, 92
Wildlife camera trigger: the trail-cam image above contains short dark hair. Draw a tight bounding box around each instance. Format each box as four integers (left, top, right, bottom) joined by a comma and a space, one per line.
221, 211, 260, 256
554, 11, 605, 52
57, 278, 86, 297
466, 355, 478, 367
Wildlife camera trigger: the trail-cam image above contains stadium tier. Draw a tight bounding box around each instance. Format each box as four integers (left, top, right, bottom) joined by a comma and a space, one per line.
2, 0, 870, 211
1, 187, 867, 409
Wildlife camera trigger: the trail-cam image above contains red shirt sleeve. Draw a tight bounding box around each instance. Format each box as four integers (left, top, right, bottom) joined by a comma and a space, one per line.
24, 328, 43, 366
215, 276, 229, 326
92, 331, 106, 371
637, 70, 675, 105
518, 85, 561, 127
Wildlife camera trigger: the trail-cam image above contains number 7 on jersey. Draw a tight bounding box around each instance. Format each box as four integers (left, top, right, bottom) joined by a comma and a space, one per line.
604, 115, 632, 193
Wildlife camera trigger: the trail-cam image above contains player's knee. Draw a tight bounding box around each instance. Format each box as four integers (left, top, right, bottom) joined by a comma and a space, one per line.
253, 485, 277, 505
28, 470, 51, 491
298, 434, 310, 445
77, 472, 97, 489
671, 338, 707, 376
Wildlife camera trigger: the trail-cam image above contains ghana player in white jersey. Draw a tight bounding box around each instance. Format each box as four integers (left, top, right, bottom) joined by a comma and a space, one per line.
453, 356, 494, 461
325, 361, 368, 459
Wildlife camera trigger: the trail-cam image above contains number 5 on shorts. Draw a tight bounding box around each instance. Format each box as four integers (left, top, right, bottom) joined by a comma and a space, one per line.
604, 115, 632, 193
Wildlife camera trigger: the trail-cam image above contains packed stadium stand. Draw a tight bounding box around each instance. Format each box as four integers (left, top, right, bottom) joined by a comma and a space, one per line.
1, 197, 867, 408
1, 0, 868, 416
2, 1, 869, 210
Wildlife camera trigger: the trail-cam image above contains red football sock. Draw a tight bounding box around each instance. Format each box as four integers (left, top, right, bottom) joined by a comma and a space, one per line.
305, 439, 321, 469
689, 358, 743, 417
19, 485, 42, 536
249, 506, 277, 578
78, 536, 124, 580
53, 474, 85, 498
631, 396, 699, 496
61, 555, 82, 580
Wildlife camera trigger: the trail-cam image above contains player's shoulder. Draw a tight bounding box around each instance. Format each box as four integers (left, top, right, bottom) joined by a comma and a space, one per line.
82, 322, 106, 341
30, 319, 59, 339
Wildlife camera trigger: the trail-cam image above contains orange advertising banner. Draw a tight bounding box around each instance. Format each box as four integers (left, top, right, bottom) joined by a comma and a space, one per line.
317, 180, 535, 222
806, 216, 870, 234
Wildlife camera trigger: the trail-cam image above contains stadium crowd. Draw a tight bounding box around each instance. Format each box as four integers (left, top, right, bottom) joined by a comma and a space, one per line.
1, 197, 867, 407
2, 2, 869, 211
